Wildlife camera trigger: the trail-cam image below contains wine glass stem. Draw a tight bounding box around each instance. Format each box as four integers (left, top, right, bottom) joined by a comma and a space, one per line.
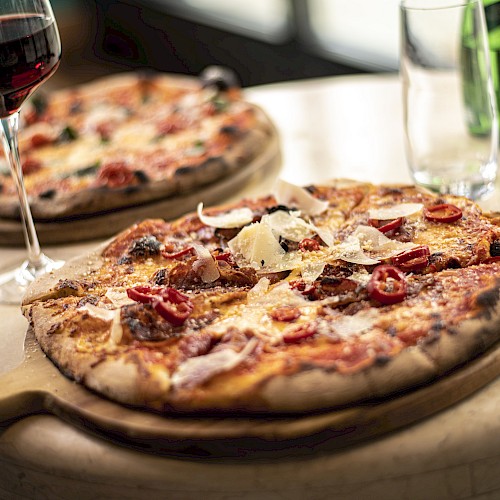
1, 112, 43, 269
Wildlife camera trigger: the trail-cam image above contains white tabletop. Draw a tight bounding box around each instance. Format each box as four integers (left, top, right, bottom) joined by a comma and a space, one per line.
0, 73, 499, 500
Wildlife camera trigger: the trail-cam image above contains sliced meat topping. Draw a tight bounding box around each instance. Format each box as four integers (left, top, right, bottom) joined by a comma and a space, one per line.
128, 235, 162, 258
165, 256, 258, 290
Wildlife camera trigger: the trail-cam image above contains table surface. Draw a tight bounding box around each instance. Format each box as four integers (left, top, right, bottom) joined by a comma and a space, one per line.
1, 73, 500, 500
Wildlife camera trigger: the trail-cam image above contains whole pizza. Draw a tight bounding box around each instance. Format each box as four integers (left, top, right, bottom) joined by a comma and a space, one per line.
22, 179, 500, 413
0, 68, 275, 220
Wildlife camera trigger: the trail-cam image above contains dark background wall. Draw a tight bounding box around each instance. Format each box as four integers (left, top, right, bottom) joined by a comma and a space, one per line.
51, 0, 366, 89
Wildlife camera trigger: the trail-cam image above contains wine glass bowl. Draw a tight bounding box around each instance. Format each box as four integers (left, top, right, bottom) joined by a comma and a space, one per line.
0, 0, 63, 305
0, 12, 61, 117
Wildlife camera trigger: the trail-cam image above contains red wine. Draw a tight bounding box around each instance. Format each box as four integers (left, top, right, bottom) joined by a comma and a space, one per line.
0, 14, 61, 118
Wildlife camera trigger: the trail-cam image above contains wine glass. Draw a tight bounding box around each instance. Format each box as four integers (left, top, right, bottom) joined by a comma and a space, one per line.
0, 0, 63, 305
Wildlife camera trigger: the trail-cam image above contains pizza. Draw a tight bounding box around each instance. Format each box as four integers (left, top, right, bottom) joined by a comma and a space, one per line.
21, 179, 500, 413
0, 67, 275, 220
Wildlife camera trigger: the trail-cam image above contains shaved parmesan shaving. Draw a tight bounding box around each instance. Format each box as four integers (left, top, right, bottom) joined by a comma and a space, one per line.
262, 211, 315, 242
353, 225, 416, 258
262, 210, 333, 247
368, 203, 423, 220
326, 309, 377, 339
247, 281, 309, 307
109, 309, 124, 344
314, 226, 334, 247
335, 236, 380, 265
80, 303, 116, 322
79, 304, 123, 344
197, 202, 254, 229
273, 179, 329, 216
171, 338, 258, 389
228, 222, 287, 270
247, 277, 271, 300
105, 289, 135, 307
192, 243, 220, 283
300, 262, 326, 283
207, 311, 276, 340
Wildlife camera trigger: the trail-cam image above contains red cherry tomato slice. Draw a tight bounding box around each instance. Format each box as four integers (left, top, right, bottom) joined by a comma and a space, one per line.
391, 245, 430, 272
368, 217, 404, 233
154, 288, 194, 326
126, 286, 194, 326
423, 204, 462, 223
126, 285, 161, 303
161, 246, 194, 259
367, 265, 407, 305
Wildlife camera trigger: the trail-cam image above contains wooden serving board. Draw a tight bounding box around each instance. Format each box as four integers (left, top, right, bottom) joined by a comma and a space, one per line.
0, 328, 499, 457
0, 125, 281, 247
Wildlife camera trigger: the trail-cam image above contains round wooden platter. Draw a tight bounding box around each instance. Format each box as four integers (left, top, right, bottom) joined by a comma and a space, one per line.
0, 125, 281, 247
0, 328, 499, 457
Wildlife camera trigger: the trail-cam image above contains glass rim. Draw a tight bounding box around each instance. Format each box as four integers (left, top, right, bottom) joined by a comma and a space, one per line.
400, 0, 478, 10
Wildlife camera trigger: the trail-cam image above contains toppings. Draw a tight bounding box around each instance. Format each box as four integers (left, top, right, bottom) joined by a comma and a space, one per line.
368, 203, 423, 220
79, 304, 123, 344
391, 245, 430, 272
96, 161, 136, 188
192, 243, 220, 283
21, 158, 43, 175
326, 309, 377, 339
228, 219, 301, 272
490, 240, 500, 257
341, 225, 416, 263
197, 202, 254, 229
58, 125, 78, 143
331, 224, 416, 266
299, 238, 321, 252
128, 235, 162, 258
162, 246, 194, 259
154, 289, 194, 326
335, 236, 380, 265
368, 217, 404, 234
227, 208, 330, 273
171, 337, 257, 390
273, 179, 329, 216
367, 265, 407, 305
282, 322, 317, 343
424, 204, 462, 223
263, 210, 333, 246
126, 286, 194, 326
270, 306, 301, 322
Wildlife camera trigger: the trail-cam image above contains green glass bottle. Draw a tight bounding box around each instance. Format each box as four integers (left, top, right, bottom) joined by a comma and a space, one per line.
462, 0, 500, 136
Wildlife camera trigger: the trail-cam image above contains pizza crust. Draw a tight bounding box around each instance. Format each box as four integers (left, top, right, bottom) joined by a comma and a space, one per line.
422, 283, 500, 373
22, 243, 106, 305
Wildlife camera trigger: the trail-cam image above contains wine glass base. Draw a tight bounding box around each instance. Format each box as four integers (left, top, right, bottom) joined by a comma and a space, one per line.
0, 255, 64, 306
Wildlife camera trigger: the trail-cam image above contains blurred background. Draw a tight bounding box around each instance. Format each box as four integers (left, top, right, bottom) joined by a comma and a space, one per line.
50, 0, 400, 89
